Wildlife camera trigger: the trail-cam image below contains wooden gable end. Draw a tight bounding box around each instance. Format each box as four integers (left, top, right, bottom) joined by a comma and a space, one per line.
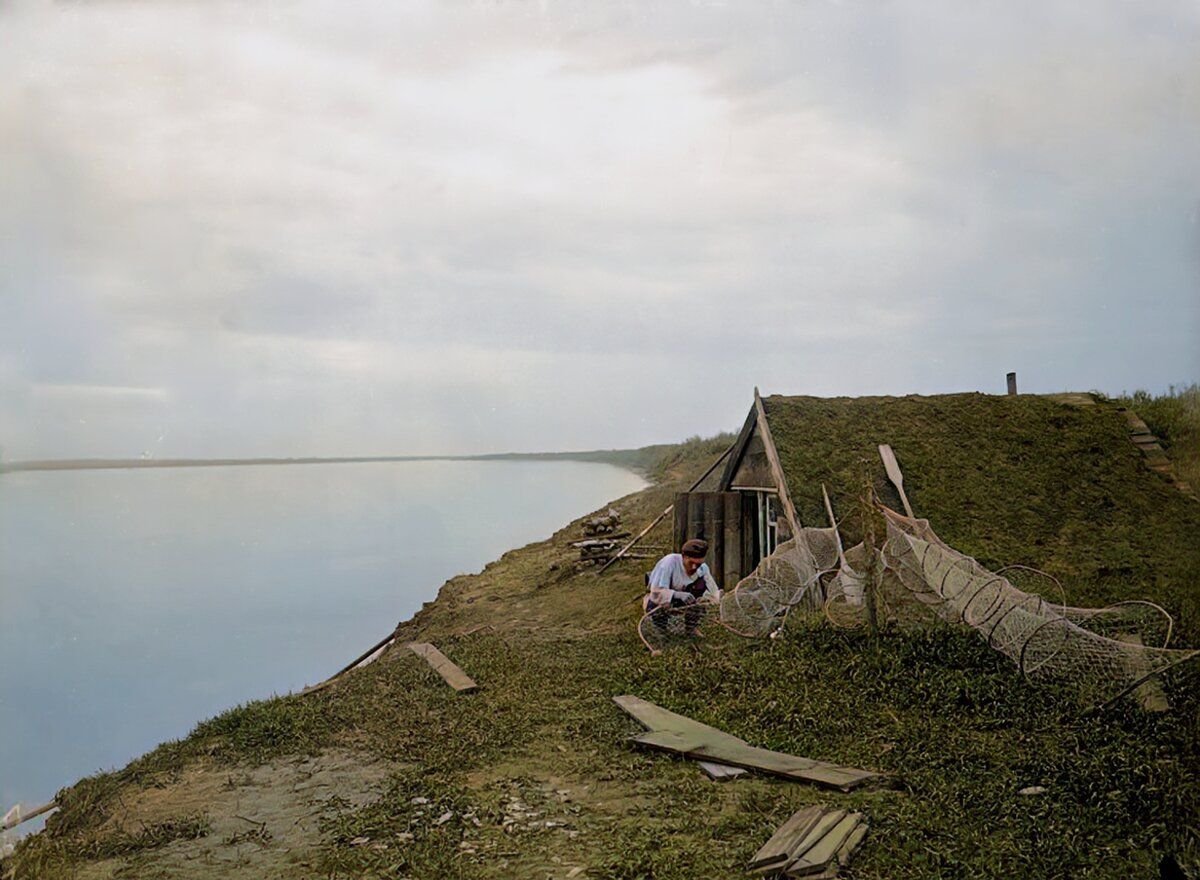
718, 407, 778, 493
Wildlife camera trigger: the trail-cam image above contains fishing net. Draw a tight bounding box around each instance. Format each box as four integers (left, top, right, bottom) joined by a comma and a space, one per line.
880, 506, 1198, 708
717, 528, 841, 637
637, 599, 716, 654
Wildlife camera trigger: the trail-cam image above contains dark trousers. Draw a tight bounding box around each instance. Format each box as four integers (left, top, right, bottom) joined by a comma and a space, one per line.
646, 581, 707, 634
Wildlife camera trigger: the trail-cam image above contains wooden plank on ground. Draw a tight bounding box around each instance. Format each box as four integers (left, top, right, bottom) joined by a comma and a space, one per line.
774, 809, 846, 877
836, 822, 869, 868
748, 805, 825, 870
786, 812, 860, 876
406, 642, 477, 692
615, 696, 883, 790
613, 695, 746, 742
629, 730, 881, 792
698, 761, 747, 781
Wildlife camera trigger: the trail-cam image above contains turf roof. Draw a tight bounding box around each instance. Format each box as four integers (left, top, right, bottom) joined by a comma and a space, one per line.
761, 392, 1200, 640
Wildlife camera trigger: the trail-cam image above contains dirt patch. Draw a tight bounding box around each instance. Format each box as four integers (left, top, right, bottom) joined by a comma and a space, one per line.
75, 749, 395, 880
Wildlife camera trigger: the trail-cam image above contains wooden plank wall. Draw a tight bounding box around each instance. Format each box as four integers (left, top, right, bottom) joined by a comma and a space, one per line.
673, 491, 752, 588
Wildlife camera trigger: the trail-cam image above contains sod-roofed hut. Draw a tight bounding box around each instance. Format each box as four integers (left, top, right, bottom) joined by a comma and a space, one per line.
675, 390, 1199, 627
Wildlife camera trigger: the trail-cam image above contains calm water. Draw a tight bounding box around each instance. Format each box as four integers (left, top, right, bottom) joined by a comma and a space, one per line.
0, 460, 645, 828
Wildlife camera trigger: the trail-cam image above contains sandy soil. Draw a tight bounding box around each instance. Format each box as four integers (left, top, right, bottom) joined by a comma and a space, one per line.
74, 749, 394, 880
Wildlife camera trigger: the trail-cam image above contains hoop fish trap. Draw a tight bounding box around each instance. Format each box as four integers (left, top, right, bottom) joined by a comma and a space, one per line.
717, 528, 841, 638
880, 506, 1198, 709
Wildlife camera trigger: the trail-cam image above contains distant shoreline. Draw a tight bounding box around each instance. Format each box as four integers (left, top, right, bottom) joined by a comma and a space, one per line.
0, 447, 667, 476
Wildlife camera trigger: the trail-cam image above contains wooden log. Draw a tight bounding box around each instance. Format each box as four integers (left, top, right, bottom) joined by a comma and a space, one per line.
598, 442, 735, 574
407, 643, 478, 692
569, 533, 630, 547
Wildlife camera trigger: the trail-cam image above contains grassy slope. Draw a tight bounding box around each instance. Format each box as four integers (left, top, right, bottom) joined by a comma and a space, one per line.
765, 392, 1200, 641
6, 421, 1200, 880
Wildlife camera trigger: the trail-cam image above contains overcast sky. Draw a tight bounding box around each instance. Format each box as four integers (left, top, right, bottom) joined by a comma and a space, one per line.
1, 0, 1197, 460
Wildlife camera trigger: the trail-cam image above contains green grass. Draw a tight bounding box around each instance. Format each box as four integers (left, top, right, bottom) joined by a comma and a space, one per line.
6, 812, 211, 878
763, 393, 1200, 641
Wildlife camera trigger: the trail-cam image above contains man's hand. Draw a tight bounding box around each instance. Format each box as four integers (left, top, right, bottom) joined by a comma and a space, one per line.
680, 593, 698, 606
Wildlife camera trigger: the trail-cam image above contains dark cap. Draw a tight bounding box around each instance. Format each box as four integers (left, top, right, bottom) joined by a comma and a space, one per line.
681, 538, 708, 559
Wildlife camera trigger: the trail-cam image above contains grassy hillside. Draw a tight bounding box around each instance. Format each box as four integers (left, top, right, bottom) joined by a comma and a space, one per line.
5, 420, 1198, 880
764, 393, 1200, 641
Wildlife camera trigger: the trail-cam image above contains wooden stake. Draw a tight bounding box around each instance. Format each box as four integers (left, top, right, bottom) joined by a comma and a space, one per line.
821, 483, 849, 570
860, 474, 880, 636
598, 441, 735, 574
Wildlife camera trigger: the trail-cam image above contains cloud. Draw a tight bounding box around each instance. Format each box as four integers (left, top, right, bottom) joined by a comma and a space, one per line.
0, 0, 1196, 459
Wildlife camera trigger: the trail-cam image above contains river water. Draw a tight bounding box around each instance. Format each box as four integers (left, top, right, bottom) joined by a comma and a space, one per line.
0, 460, 645, 830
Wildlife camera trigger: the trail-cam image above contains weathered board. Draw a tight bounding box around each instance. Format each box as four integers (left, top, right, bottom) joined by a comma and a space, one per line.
748, 804, 824, 870
614, 695, 747, 782
614, 696, 883, 792
613, 694, 734, 736
698, 760, 747, 781
836, 822, 869, 868
786, 812, 861, 875
406, 642, 478, 693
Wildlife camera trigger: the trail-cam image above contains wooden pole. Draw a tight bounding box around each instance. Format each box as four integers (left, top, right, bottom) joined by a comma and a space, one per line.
598, 441, 735, 574
300, 629, 398, 695
2, 799, 57, 830
860, 476, 880, 636
755, 388, 802, 538
822, 483, 849, 570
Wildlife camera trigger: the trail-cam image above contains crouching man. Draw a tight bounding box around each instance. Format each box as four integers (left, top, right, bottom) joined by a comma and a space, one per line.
645, 538, 722, 635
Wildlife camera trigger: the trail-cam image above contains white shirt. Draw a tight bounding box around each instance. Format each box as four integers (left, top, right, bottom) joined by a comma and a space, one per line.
647, 553, 721, 607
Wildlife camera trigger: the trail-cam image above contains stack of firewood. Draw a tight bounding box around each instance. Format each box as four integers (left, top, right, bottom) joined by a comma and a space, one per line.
583, 508, 621, 535
570, 534, 631, 565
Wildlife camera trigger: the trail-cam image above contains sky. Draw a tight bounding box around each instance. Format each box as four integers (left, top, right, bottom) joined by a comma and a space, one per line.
1, 0, 1197, 460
